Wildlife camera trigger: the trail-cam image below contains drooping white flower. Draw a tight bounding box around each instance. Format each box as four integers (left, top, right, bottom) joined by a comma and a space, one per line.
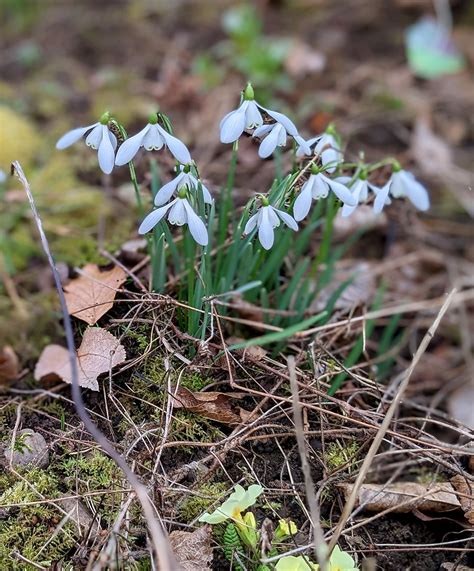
374, 167, 429, 213
56, 113, 117, 175
138, 192, 208, 246
220, 83, 310, 157
154, 164, 213, 206
293, 167, 356, 222
244, 198, 298, 250
115, 113, 191, 166
253, 112, 310, 158
297, 128, 343, 173
338, 174, 383, 217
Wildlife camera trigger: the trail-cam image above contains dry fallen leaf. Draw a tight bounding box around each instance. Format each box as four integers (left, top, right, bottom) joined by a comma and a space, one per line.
34, 327, 126, 391
0, 346, 20, 386
64, 264, 127, 325
338, 482, 461, 513
169, 525, 213, 571
447, 381, 474, 430
450, 475, 474, 525
171, 386, 246, 425
285, 40, 326, 78
226, 336, 267, 361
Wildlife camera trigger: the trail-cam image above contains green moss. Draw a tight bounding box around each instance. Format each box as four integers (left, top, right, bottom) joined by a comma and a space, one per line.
60, 450, 124, 523
0, 105, 42, 171
324, 440, 360, 472
0, 468, 75, 570
171, 410, 224, 446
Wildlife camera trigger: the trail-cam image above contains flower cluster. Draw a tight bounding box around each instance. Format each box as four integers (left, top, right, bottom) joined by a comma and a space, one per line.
56, 83, 430, 252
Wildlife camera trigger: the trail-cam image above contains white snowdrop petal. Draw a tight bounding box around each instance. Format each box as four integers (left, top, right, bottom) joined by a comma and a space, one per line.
275, 208, 298, 231
253, 124, 273, 138
321, 147, 340, 173
350, 180, 364, 204
85, 124, 103, 150
245, 101, 263, 129
389, 172, 405, 197
108, 131, 118, 151
220, 108, 247, 144
154, 173, 185, 206
56, 123, 97, 150
306, 135, 322, 148
143, 125, 164, 151
200, 183, 214, 204
263, 108, 299, 137
115, 126, 149, 165
373, 182, 391, 214
168, 199, 187, 225
258, 207, 275, 250
341, 203, 357, 217
159, 127, 192, 164
258, 126, 280, 158
324, 175, 356, 205
359, 181, 369, 202
294, 135, 311, 156
244, 213, 259, 235
312, 174, 329, 199
268, 206, 281, 227
183, 200, 208, 246
138, 202, 173, 234
293, 182, 313, 221
276, 124, 287, 147
98, 126, 115, 174
403, 173, 430, 211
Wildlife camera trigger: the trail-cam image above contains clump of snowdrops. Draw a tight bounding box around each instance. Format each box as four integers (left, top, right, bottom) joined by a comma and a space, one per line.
57, 82, 429, 339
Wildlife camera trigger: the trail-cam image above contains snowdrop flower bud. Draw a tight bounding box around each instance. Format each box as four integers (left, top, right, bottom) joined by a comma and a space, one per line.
297, 124, 343, 173
115, 112, 191, 166
293, 165, 356, 222
253, 112, 310, 159
138, 188, 208, 246
244, 196, 298, 250
56, 111, 117, 174
220, 83, 264, 144
374, 163, 430, 213
154, 163, 213, 206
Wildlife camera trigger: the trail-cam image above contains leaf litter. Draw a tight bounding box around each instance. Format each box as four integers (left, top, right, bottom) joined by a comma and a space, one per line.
34, 327, 126, 391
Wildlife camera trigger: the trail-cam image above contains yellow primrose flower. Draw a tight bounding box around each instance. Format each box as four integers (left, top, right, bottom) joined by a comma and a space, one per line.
274, 519, 298, 540
198, 484, 263, 524
314, 545, 359, 571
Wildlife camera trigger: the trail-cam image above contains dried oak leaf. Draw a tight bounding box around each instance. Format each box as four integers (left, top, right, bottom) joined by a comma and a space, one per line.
0, 346, 20, 386
64, 264, 127, 325
450, 475, 474, 525
34, 327, 126, 391
338, 482, 461, 513
171, 386, 245, 425
169, 524, 213, 571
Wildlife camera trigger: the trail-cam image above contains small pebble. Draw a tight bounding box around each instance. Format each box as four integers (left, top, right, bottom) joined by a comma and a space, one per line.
4, 429, 49, 468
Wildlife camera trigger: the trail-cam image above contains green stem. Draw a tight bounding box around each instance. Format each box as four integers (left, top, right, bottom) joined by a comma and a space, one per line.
310, 195, 337, 279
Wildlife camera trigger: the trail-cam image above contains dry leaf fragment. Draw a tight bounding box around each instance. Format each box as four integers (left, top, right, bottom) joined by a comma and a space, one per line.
450, 475, 474, 525
171, 386, 245, 425
34, 327, 126, 391
338, 482, 461, 513
64, 264, 126, 325
0, 345, 20, 386
169, 525, 213, 571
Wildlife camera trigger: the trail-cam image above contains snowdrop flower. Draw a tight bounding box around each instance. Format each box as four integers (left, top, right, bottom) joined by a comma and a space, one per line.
220, 83, 310, 157
374, 165, 429, 213
244, 197, 298, 250
253, 117, 310, 159
293, 166, 356, 222
115, 112, 191, 166
338, 173, 383, 217
297, 126, 343, 173
0, 169, 6, 183
199, 484, 263, 524
56, 112, 117, 174
138, 188, 208, 246
154, 164, 213, 206
220, 83, 264, 143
